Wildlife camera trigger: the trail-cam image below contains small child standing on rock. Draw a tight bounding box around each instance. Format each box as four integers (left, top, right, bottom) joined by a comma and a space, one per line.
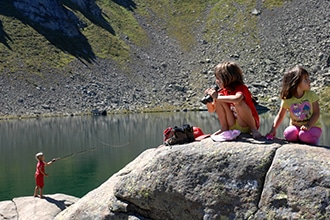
33, 152, 56, 198
266, 66, 322, 145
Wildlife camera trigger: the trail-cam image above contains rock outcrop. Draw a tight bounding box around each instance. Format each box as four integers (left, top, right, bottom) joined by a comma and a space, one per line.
0, 193, 78, 220
12, 0, 102, 37
50, 137, 329, 220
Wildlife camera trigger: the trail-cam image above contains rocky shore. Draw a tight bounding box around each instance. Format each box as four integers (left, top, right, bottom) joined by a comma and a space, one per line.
0, 194, 78, 220
0, 0, 329, 119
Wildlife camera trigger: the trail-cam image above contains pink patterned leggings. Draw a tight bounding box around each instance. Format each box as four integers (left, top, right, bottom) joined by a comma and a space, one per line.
283, 125, 322, 145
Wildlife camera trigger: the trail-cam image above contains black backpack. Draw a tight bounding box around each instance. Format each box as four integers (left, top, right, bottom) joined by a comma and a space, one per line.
163, 124, 195, 146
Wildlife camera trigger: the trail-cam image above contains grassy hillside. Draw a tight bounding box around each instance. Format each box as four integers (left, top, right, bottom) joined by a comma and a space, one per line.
1, 0, 329, 111
0, 0, 286, 74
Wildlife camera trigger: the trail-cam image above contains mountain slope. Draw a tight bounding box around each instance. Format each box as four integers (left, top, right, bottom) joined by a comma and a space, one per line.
0, 0, 329, 117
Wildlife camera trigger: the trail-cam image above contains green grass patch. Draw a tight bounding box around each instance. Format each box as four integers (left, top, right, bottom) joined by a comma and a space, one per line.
0, 0, 311, 76
99, 0, 149, 47
263, 0, 286, 9
204, 0, 259, 52
93, 0, 150, 63
0, 15, 75, 74
136, 0, 217, 52
0, 1, 150, 74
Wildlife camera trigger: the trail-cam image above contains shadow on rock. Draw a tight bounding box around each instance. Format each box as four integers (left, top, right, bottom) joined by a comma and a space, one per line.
112, 0, 137, 11
238, 133, 288, 145
0, 0, 96, 64
62, 0, 115, 35
0, 20, 12, 50
44, 196, 66, 211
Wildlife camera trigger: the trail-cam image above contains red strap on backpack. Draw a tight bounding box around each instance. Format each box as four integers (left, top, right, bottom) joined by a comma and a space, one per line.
163, 127, 173, 141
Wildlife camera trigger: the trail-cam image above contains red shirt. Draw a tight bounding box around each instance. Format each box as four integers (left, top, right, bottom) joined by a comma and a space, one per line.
220, 84, 260, 128
35, 160, 45, 176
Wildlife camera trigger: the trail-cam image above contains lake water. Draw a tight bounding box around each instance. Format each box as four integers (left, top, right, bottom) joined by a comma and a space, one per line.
0, 111, 329, 201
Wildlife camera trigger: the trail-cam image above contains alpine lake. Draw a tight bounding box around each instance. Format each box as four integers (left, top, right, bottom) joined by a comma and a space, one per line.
1, 111, 329, 201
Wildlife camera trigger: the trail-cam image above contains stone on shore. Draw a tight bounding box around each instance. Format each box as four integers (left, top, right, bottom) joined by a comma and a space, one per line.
0, 193, 78, 220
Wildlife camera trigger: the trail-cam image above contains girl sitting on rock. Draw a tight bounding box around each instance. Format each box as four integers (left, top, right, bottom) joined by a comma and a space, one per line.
204, 61, 261, 139
266, 66, 322, 145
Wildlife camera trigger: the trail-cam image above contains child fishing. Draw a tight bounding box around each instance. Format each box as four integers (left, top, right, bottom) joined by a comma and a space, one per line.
33, 152, 57, 198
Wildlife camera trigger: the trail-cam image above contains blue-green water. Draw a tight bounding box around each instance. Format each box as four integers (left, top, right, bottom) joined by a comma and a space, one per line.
0, 111, 329, 201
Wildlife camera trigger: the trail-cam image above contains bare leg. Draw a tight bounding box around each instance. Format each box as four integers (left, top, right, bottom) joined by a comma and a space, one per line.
33, 186, 38, 197
234, 100, 261, 138
39, 187, 44, 198
214, 100, 235, 134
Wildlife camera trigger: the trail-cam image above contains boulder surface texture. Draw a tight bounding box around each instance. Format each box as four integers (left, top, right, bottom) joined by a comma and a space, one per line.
0, 193, 78, 220
53, 137, 330, 220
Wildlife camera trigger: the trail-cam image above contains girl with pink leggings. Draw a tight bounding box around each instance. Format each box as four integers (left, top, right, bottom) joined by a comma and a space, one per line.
266, 66, 322, 145
284, 125, 322, 145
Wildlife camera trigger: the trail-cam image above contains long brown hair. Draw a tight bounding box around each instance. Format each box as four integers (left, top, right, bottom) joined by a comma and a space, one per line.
214, 62, 244, 91
280, 66, 309, 99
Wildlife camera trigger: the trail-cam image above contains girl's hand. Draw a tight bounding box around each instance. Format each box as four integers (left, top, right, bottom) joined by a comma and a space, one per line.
204, 88, 218, 100
204, 88, 211, 95
300, 125, 309, 131
266, 128, 276, 140
266, 133, 274, 140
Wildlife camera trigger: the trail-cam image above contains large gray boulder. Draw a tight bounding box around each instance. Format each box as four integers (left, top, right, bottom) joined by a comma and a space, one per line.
54, 137, 330, 220
256, 144, 330, 219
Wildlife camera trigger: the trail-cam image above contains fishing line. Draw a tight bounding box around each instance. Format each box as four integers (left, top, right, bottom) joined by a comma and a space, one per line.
91, 136, 130, 148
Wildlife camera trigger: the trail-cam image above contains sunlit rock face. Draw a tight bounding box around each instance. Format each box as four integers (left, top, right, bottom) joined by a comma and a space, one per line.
54, 138, 330, 220
1, 137, 330, 219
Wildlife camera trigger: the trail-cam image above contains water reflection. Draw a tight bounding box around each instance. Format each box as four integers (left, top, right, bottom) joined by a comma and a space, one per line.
0, 112, 329, 201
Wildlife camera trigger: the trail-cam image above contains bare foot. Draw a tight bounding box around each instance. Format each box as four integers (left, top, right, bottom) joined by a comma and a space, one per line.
33, 194, 38, 197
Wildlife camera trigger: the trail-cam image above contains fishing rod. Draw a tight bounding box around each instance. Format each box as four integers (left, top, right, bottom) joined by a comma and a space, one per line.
52, 139, 130, 161
53, 147, 98, 161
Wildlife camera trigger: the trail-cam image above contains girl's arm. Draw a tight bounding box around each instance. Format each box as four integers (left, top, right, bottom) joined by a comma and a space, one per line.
301, 101, 320, 130
45, 159, 56, 166
208, 91, 244, 111
267, 107, 287, 136
216, 93, 244, 104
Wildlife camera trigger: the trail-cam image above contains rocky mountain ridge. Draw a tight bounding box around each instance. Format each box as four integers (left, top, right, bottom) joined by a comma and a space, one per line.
0, 0, 329, 118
